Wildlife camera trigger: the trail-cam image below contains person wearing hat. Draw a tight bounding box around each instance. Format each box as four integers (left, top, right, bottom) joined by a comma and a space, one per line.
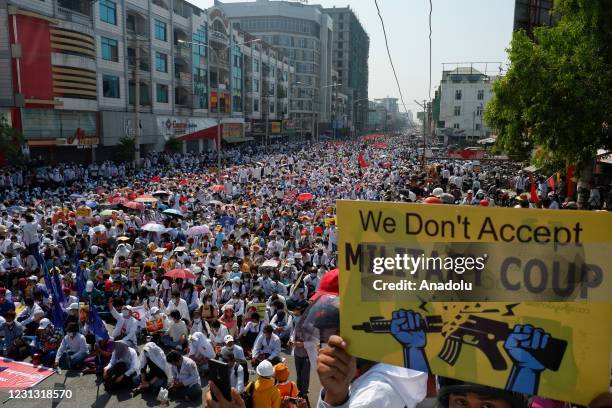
241, 360, 281, 408
274, 362, 300, 408
31, 318, 61, 367
55, 322, 89, 369
309, 269, 428, 408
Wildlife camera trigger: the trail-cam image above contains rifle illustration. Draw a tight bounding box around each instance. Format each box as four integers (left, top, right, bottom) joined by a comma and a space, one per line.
353, 315, 567, 371
438, 315, 567, 371
352, 315, 443, 334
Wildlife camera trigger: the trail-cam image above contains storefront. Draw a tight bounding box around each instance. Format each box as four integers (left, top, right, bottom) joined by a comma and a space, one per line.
157, 116, 217, 153
20, 108, 99, 163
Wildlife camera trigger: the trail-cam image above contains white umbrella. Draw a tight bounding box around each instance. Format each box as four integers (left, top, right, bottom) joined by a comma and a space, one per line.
141, 223, 167, 233
88, 225, 107, 235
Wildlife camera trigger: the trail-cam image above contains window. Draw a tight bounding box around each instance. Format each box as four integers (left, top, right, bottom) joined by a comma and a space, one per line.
455, 89, 462, 100
337, 51, 342, 59
233, 54, 240, 67
453, 123, 460, 129
454, 106, 461, 116
156, 83, 168, 103
254, 98, 259, 112
102, 75, 120, 98
269, 101, 274, 113
475, 123, 481, 131
339, 23, 344, 30
477, 89, 484, 100
154, 20, 167, 41
254, 59, 259, 73
476, 106, 484, 116
99, 0, 116, 25
155, 52, 167, 72
254, 79, 259, 93
100, 37, 118, 62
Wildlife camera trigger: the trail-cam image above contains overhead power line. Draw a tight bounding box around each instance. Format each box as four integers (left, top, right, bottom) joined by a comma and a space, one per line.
428, 0, 432, 101
373, 0, 409, 115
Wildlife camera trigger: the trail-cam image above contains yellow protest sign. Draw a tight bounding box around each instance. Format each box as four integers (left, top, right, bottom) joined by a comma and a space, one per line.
337, 200, 612, 405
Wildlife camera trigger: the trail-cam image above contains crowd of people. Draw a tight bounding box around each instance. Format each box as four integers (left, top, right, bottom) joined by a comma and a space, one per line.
0, 133, 610, 408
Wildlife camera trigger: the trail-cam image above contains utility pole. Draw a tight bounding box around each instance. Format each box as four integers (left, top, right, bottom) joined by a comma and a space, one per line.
216, 56, 222, 184
134, 38, 141, 167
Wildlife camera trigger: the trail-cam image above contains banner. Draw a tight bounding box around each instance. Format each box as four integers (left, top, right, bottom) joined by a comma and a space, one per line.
337, 200, 612, 405
0, 359, 55, 389
130, 305, 147, 328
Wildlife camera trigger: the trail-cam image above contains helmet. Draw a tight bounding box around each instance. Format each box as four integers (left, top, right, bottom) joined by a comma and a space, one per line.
432, 187, 444, 197
479, 199, 490, 207
437, 377, 528, 408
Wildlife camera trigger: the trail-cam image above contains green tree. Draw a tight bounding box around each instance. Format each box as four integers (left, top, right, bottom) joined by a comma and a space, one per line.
485, 0, 612, 174
0, 116, 24, 165
113, 136, 135, 163
164, 137, 182, 153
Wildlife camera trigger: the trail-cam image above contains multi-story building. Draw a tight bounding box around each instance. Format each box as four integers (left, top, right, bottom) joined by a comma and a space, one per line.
322, 6, 369, 134
367, 100, 388, 132
437, 67, 497, 144
239, 30, 294, 144
0, 0, 294, 162
216, 0, 333, 141
513, 0, 556, 39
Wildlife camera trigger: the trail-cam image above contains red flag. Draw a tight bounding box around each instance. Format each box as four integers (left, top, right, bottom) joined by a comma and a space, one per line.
566, 165, 574, 198
358, 152, 368, 168
529, 174, 539, 203
547, 175, 555, 190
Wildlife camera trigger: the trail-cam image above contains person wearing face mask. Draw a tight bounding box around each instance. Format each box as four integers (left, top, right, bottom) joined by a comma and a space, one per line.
161, 310, 188, 350
312, 248, 329, 268
199, 278, 218, 307
209, 319, 229, 348
228, 263, 241, 280
165, 290, 190, 322
270, 305, 293, 345
252, 325, 282, 367
205, 246, 221, 278
303, 267, 321, 297
181, 282, 200, 313
199, 294, 218, 323
223, 291, 245, 325
144, 288, 164, 311
220, 280, 233, 304
54, 322, 89, 369
108, 300, 138, 348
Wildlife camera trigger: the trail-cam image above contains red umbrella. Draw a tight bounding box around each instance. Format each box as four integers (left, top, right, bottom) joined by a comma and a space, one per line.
151, 176, 161, 182
210, 185, 225, 192
110, 196, 128, 205
297, 193, 313, 202
374, 142, 389, 149
122, 201, 145, 211
179, 179, 189, 185
165, 269, 196, 280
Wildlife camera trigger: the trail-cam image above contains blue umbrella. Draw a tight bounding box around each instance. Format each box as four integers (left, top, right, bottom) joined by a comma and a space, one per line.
163, 208, 184, 217
85, 201, 98, 209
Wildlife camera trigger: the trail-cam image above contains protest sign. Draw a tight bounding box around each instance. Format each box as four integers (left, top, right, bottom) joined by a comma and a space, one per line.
130, 305, 147, 328
337, 200, 612, 404
0, 359, 55, 389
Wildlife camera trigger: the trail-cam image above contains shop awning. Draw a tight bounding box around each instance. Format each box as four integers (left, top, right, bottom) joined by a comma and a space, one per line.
224, 137, 254, 143
176, 125, 221, 141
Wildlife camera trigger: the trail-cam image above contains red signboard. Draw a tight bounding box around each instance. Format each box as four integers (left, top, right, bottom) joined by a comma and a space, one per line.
0, 358, 55, 389
448, 148, 486, 160
12, 15, 53, 100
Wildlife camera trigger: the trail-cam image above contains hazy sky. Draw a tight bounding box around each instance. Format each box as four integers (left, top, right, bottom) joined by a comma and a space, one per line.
194, 0, 515, 113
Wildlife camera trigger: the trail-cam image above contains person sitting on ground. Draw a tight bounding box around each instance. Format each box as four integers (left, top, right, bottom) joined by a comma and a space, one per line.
252, 324, 282, 367
82, 337, 114, 375
161, 310, 188, 350
103, 340, 140, 391
54, 322, 89, 369
30, 318, 61, 367
187, 332, 215, 375
108, 299, 138, 348
132, 342, 171, 397
221, 348, 244, 393
166, 350, 202, 402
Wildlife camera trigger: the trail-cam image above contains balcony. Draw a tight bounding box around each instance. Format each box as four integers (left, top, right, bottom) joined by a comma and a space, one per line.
152, 0, 168, 10
58, 0, 91, 16
174, 59, 191, 83
209, 30, 229, 47
174, 86, 191, 107
127, 47, 150, 72
209, 51, 230, 66
126, 11, 149, 38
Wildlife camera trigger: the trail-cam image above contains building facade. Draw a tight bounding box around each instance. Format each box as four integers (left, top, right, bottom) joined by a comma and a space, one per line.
437, 67, 497, 143
322, 6, 368, 134
0, 0, 294, 162
217, 0, 333, 140
513, 0, 556, 39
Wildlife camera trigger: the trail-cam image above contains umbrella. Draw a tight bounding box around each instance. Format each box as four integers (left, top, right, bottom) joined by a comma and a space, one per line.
208, 200, 223, 206
7, 206, 27, 213
164, 269, 196, 280
85, 201, 98, 209
186, 225, 210, 236
134, 194, 158, 203
152, 190, 170, 196
179, 180, 189, 185
110, 196, 128, 205
122, 201, 145, 211
163, 209, 184, 217
89, 225, 107, 235
297, 193, 314, 202
210, 185, 225, 192
100, 209, 118, 217
69, 193, 84, 199
141, 223, 166, 232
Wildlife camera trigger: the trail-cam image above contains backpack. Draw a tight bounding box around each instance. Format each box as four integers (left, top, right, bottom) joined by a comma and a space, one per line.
241, 382, 255, 408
